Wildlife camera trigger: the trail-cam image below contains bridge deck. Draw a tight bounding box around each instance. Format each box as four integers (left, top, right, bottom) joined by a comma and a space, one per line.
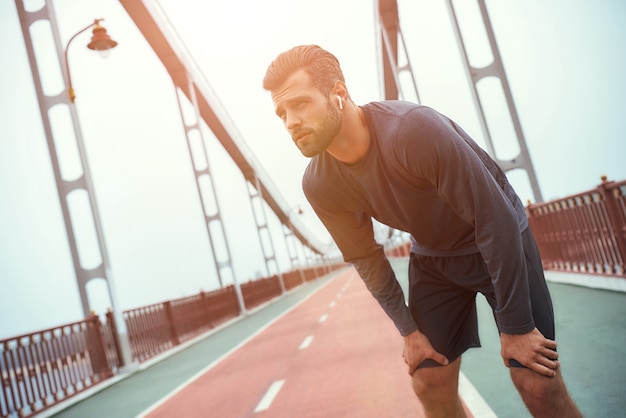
47, 260, 626, 418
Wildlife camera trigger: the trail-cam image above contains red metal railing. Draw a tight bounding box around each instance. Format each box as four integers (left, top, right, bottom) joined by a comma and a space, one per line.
282, 270, 306, 290
123, 265, 344, 364
123, 285, 240, 363
241, 276, 282, 310
527, 177, 626, 277
0, 314, 119, 418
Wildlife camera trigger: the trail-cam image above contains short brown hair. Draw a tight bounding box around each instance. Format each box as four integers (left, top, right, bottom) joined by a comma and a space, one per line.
263, 45, 345, 96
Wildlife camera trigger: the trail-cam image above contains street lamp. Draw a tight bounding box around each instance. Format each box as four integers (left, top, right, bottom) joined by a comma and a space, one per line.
16, 3, 134, 371
64, 18, 117, 102
61, 18, 131, 368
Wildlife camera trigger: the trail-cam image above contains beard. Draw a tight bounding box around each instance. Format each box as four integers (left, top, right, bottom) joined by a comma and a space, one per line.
297, 101, 342, 158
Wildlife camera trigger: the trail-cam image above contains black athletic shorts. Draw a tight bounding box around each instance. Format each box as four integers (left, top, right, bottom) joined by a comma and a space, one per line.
408, 227, 555, 369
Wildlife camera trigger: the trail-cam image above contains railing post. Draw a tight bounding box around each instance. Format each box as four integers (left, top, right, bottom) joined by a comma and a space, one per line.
105, 308, 124, 368
164, 301, 180, 346
90, 313, 113, 379
599, 176, 626, 271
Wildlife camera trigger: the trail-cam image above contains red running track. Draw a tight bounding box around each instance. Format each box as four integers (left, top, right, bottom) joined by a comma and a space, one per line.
140, 268, 473, 417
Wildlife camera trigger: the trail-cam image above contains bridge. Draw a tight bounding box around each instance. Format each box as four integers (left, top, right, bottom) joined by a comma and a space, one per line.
10, 263, 626, 417
1, 0, 625, 417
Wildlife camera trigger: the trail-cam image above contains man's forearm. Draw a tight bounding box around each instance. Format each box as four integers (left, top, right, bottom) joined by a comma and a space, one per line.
351, 255, 418, 336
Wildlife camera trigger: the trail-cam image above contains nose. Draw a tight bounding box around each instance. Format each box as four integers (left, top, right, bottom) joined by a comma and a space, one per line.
285, 112, 301, 132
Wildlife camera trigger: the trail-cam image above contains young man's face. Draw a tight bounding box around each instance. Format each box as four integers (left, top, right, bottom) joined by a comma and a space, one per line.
271, 69, 341, 157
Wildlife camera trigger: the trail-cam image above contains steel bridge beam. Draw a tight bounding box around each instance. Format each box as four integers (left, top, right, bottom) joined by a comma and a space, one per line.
375, 0, 543, 202
118, 0, 326, 254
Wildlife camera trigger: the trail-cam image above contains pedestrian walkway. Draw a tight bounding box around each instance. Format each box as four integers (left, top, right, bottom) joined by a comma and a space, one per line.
48, 260, 626, 417
47, 270, 342, 418
462, 271, 626, 417
140, 268, 431, 418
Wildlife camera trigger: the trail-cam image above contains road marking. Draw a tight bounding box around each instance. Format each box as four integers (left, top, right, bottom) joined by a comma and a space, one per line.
329, 301, 336, 308
318, 313, 328, 323
254, 379, 285, 413
299, 335, 314, 350
458, 372, 497, 418
134, 274, 339, 418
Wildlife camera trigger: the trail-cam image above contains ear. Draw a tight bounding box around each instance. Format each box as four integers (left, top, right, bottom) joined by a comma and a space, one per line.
331, 80, 348, 104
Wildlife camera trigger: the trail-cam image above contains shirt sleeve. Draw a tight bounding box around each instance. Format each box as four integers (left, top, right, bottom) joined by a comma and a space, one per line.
303, 178, 419, 337
395, 107, 534, 334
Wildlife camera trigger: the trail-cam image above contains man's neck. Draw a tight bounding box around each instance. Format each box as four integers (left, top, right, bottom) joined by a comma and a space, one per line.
326, 104, 370, 164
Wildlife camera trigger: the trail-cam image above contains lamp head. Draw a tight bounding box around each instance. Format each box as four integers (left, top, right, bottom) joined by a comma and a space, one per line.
87, 23, 117, 56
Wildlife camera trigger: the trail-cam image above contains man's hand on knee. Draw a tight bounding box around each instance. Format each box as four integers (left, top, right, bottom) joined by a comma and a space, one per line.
500, 328, 560, 377
403, 329, 449, 375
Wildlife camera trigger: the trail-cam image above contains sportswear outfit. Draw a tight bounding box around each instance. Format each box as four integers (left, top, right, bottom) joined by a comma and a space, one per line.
303, 101, 554, 366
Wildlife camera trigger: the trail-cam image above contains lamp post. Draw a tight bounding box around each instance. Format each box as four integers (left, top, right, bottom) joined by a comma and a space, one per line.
65, 19, 117, 102
16, 1, 134, 370
61, 18, 134, 369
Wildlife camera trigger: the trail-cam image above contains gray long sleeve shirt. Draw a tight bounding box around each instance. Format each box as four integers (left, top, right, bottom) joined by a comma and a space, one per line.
303, 101, 533, 336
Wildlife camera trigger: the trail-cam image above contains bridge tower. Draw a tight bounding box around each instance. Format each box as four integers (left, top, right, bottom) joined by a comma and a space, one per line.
375, 0, 543, 203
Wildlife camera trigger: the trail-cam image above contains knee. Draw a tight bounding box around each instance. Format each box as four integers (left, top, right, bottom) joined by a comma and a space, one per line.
410, 360, 466, 418
511, 368, 559, 398
511, 369, 581, 418
511, 368, 564, 402
411, 368, 459, 403
412, 371, 465, 418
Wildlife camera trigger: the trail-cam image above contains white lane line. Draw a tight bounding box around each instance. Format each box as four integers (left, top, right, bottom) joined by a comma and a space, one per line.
254, 379, 285, 413
318, 313, 328, 323
134, 275, 340, 418
329, 301, 336, 308
458, 372, 497, 418
299, 335, 314, 350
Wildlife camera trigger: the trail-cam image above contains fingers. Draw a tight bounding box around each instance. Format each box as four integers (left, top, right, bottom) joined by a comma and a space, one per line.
505, 358, 559, 378
537, 354, 559, 371
404, 349, 421, 376
433, 352, 450, 366
507, 350, 560, 377
403, 331, 449, 375
405, 351, 449, 376
543, 338, 558, 351
530, 361, 559, 378
541, 347, 559, 361
536, 344, 560, 374
500, 330, 562, 377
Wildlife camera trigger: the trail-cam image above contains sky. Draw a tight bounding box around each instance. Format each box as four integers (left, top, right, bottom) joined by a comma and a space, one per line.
1, 0, 625, 339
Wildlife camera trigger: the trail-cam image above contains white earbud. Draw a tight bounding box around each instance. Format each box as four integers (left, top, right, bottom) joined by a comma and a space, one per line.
337, 95, 343, 110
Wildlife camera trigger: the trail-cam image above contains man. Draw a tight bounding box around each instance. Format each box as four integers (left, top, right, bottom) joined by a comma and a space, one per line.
263, 45, 581, 418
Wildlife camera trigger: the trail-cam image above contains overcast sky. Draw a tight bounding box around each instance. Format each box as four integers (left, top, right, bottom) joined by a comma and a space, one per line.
1, 0, 624, 338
